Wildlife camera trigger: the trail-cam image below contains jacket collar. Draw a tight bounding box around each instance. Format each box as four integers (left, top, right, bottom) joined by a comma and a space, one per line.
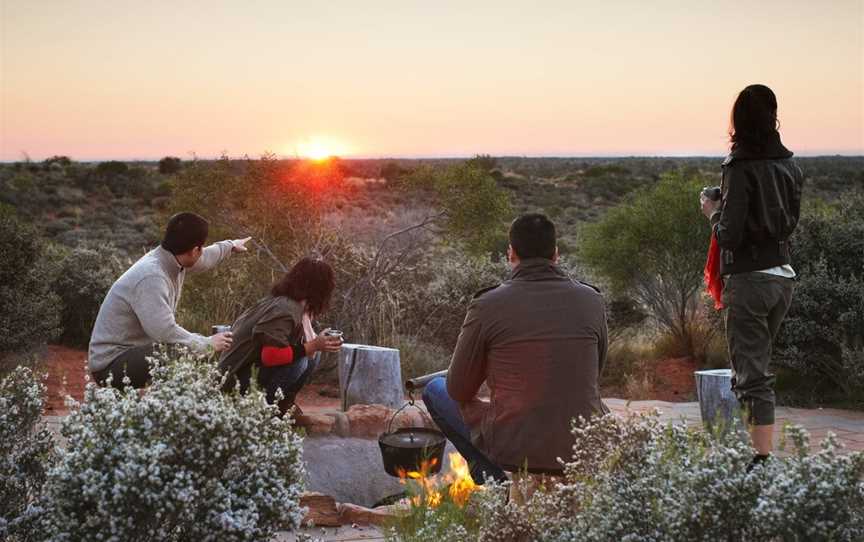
510, 258, 567, 281
724, 135, 793, 165
155, 246, 184, 277
283, 297, 305, 324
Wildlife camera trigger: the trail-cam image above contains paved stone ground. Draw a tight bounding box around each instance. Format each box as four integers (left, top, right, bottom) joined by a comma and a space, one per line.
603, 398, 864, 454
273, 525, 385, 541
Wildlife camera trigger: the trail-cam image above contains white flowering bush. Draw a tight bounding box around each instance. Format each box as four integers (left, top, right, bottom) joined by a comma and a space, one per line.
418, 411, 864, 541
39, 347, 306, 541
0, 366, 56, 542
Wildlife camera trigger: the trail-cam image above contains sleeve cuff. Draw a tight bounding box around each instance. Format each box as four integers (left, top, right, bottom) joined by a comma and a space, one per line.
709, 211, 722, 227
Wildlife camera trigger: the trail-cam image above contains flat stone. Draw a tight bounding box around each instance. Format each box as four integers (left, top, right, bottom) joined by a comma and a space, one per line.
273, 525, 384, 541
296, 413, 336, 436
300, 492, 341, 527
338, 502, 399, 526
345, 404, 395, 438
302, 436, 458, 508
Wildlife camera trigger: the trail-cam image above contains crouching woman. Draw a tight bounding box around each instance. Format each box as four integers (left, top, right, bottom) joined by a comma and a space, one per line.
218, 257, 343, 415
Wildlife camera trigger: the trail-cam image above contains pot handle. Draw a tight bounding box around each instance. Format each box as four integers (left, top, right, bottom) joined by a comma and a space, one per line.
386, 391, 436, 435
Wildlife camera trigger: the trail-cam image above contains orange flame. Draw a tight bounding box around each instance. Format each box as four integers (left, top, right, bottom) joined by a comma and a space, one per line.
397, 452, 479, 508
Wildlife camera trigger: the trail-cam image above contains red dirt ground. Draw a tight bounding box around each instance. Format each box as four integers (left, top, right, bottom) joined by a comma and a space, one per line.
39, 348, 699, 414
649, 357, 700, 402
41, 345, 88, 414
39, 346, 342, 413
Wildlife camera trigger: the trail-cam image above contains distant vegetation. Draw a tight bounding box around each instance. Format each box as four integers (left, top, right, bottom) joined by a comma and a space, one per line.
0, 153, 861, 407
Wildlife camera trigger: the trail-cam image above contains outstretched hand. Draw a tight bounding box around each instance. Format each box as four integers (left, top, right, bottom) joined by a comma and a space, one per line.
231, 237, 253, 253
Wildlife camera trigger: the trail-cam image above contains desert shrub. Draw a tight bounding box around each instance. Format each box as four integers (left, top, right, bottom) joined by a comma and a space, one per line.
38, 347, 306, 541
0, 207, 61, 359
775, 194, 864, 406
158, 156, 183, 175
48, 244, 127, 348
0, 367, 56, 542
468, 413, 864, 541
95, 160, 129, 178
402, 163, 513, 256
579, 170, 711, 359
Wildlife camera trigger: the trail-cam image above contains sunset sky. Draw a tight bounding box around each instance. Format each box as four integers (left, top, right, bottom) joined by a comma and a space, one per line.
1, 0, 862, 160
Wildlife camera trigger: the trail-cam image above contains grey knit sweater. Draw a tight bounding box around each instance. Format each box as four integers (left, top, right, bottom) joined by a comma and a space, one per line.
87, 242, 233, 372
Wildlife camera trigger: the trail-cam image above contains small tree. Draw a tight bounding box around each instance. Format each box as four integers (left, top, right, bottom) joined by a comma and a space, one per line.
403, 162, 512, 256
158, 156, 183, 175
578, 170, 711, 356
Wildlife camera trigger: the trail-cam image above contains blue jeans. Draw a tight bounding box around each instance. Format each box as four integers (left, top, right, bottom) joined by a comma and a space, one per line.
422, 377, 507, 485
235, 352, 320, 408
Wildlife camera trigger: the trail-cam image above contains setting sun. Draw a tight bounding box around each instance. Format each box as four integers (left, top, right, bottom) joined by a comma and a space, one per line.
294, 137, 349, 161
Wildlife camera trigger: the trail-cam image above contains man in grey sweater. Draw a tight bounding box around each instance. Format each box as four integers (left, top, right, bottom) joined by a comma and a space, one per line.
88, 212, 251, 389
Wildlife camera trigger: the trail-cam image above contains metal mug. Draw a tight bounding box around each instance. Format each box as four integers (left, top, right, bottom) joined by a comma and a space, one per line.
211, 324, 232, 335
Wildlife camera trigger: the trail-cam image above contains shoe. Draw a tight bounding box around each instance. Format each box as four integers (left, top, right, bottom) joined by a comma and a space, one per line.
746, 454, 769, 473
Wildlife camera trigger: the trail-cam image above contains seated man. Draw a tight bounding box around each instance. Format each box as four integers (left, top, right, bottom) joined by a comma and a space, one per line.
423, 213, 608, 484
88, 212, 251, 389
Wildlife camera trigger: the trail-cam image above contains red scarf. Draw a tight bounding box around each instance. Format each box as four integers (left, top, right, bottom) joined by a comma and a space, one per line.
704, 231, 724, 310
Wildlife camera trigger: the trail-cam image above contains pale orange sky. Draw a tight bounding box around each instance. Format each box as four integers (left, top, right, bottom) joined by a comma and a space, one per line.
1, 0, 862, 160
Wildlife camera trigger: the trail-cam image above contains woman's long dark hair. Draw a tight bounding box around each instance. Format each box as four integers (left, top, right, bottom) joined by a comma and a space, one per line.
271, 257, 336, 318
729, 84, 781, 153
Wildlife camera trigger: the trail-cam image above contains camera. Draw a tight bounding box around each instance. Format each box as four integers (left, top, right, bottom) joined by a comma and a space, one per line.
701, 186, 722, 201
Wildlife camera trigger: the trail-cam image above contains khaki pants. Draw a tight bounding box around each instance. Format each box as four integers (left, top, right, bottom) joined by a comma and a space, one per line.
723, 272, 794, 426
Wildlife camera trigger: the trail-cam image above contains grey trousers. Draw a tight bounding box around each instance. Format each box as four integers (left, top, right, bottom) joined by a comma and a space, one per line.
723, 272, 794, 426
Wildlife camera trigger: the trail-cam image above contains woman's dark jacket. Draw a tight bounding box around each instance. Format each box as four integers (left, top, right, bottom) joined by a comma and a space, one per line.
217, 296, 304, 390
710, 139, 804, 276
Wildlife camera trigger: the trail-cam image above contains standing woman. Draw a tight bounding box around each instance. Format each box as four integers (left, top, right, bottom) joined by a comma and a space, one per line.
702, 84, 804, 470
218, 257, 343, 415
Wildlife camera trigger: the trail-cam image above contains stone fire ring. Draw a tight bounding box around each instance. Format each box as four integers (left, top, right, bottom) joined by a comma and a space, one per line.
295, 403, 458, 527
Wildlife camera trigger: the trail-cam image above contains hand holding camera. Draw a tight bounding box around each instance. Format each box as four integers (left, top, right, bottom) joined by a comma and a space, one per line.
700, 186, 722, 219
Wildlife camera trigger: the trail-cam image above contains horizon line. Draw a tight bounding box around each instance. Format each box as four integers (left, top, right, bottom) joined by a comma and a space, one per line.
3, 152, 863, 163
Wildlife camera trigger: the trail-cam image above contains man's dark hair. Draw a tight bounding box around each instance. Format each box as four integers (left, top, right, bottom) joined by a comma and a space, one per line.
161, 212, 209, 255
271, 257, 336, 318
729, 84, 781, 153
509, 213, 556, 260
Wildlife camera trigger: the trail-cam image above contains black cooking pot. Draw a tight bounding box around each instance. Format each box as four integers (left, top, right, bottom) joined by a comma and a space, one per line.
378, 401, 446, 477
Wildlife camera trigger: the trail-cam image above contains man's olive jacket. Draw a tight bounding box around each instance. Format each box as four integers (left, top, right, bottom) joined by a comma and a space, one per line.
445, 258, 608, 473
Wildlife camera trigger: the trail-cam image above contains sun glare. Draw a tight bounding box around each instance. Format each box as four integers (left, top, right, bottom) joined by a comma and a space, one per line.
294, 137, 349, 161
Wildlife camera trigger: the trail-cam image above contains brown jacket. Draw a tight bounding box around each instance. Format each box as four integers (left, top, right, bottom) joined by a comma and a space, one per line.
446, 258, 608, 473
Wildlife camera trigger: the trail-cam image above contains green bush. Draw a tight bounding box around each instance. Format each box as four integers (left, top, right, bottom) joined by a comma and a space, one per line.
49, 244, 127, 348
158, 156, 182, 175
39, 347, 306, 541
579, 170, 711, 358
775, 194, 864, 406
0, 367, 56, 542
0, 207, 61, 358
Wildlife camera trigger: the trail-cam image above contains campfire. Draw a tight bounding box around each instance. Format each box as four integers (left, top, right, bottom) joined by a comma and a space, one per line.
397, 452, 480, 508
